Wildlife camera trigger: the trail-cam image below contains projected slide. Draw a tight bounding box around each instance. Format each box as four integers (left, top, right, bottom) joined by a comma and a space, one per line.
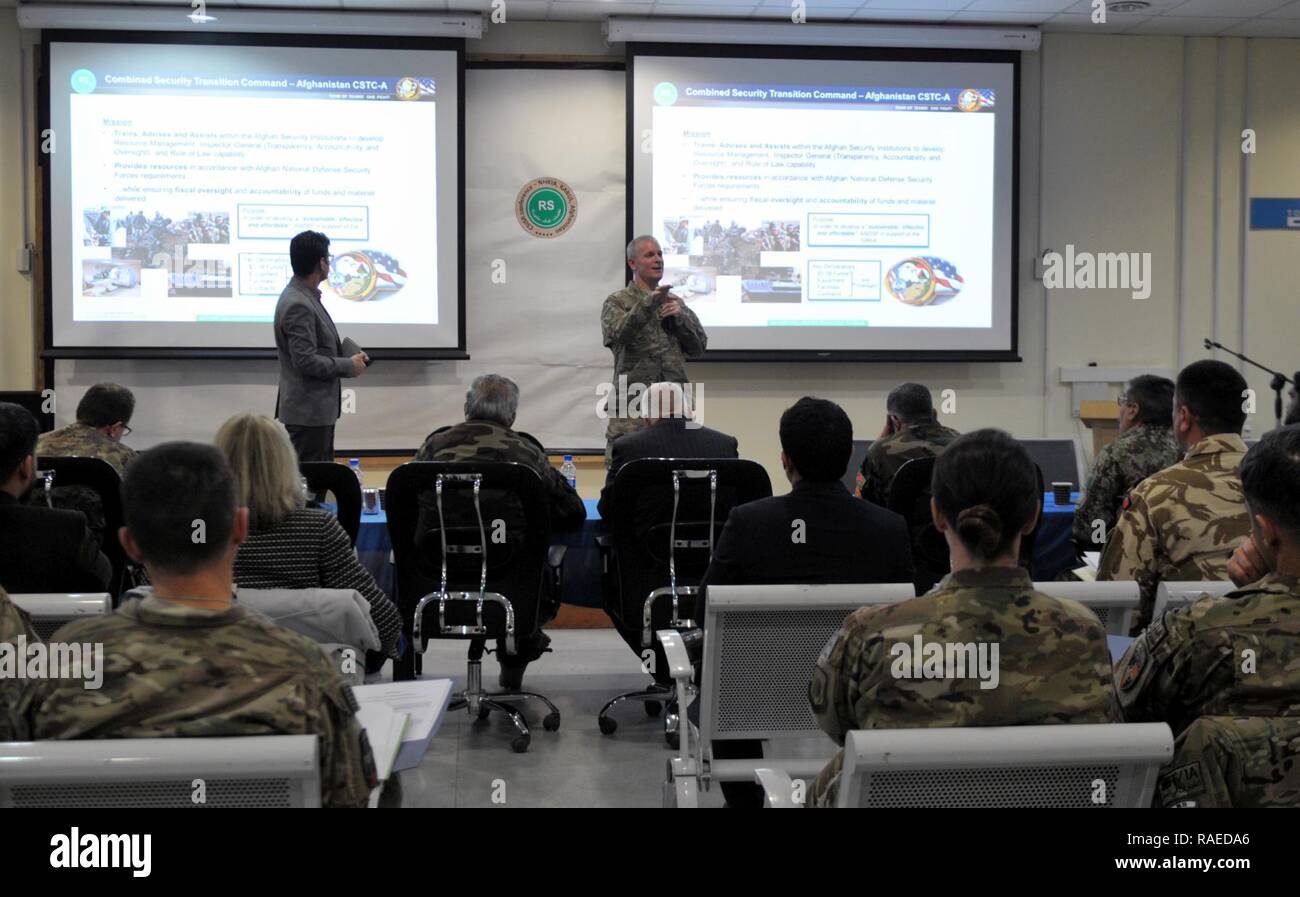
632, 55, 1016, 357
48, 41, 461, 351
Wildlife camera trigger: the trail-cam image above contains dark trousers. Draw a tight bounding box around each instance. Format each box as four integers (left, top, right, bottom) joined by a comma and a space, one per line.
286, 424, 335, 462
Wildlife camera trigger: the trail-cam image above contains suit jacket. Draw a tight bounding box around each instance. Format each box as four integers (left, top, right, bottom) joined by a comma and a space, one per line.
274, 278, 355, 427
701, 479, 914, 590
598, 418, 739, 518
0, 491, 112, 594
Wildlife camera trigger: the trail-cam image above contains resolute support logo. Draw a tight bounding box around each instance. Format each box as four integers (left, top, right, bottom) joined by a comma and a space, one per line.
49, 829, 151, 878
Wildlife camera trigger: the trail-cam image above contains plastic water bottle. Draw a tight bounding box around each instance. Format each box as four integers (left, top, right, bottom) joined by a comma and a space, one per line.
560, 454, 577, 490
350, 458, 364, 489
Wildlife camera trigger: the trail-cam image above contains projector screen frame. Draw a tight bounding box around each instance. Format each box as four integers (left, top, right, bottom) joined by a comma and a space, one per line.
39, 29, 468, 361
625, 41, 1022, 364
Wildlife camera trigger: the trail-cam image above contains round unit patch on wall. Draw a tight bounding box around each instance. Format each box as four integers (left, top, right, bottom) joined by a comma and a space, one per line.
516, 177, 577, 238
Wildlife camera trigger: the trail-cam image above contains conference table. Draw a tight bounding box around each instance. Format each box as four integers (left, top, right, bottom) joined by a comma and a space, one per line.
351, 492, 1082, 608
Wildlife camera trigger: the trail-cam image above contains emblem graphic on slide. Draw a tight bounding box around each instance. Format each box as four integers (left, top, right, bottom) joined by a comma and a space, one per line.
957, 88, 995, 112
885, 256, 964, 306
395, 77, 420, 100
328, 249, 407, 301
515, 177, 578, 238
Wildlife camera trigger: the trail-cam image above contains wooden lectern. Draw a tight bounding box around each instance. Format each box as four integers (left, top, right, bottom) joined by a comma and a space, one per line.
1080, 400, 1121, 458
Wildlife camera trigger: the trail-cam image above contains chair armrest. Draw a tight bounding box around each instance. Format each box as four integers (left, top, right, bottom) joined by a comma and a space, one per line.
547, 544, 567, 569
755, 769, 799, 809
657, 629, 693, 682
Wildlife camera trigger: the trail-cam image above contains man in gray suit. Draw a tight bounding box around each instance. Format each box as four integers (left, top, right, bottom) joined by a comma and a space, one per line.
274, 231, 368, 461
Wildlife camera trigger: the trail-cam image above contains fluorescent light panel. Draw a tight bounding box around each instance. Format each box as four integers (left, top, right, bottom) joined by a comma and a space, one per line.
605, 17, 1041, 51
16, 5, 484, 38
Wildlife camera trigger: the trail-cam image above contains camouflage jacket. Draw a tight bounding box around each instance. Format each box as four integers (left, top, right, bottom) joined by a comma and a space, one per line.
1072, 424, 1180, 549
32, 422, 136, 543
0, 587, 40, 740
13, 590, 377, 808
415, 419, 585, 530
1096, 433, 1249, 630
807, 566, 1118, 806
601, 282, 707, 441
1114, 572, 1300, 735
856, 422, 960, 506
1155, 715, 1300, 808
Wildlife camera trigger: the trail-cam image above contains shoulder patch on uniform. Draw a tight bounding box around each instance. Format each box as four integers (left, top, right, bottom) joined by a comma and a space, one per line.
1145, 612, 1168, 650
1156, 762, 1204, 805
1121, 493, 1132, 511
1119, 642, 1147, 691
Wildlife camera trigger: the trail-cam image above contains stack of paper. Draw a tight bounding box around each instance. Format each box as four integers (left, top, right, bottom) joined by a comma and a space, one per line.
353, 679, 454, 772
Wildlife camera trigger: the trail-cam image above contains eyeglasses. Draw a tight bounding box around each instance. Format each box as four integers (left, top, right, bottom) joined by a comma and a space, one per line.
119, 424, 133, 436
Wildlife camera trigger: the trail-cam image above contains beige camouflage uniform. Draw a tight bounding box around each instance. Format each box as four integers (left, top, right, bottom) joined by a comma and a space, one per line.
13, 590, 376, 808
1096, 433, 1249, 632
0, 586, 40, 740
1072, 424, 1180, 549
856, 421, 960, 506
807, 566, 1118, 806
600, 283, 707, 455
1154, 715, 1300, 808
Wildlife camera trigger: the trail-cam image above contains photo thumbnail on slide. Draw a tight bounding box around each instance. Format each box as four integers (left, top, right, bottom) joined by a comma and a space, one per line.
649, 76, 999, 333
65, 61, 439, 325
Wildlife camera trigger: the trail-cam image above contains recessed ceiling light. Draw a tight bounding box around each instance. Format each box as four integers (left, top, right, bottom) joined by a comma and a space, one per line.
1106, 1, 1152, 13
188, 11, 217, 24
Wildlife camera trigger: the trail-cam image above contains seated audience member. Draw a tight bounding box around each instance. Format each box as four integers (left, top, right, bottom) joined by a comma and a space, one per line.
0, 586, 38, 740
1072, 374, 1180, 552
215, 413, 401, 661
415, 374, 584, 688
0, 402, 111, 594
32, 382, 137, 547
14, 442, 376, 808
598, 381, 738, 519
1097, 360, 1251, 631
698, 397, 912, 809
856, 382, 959, 506
702, 397, 913, 589
1115, 425, 1300, 807
807, 429, 1117, 807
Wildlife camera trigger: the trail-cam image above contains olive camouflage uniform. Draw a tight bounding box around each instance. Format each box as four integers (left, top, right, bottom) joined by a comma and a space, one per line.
1072, 424, 1180, 550
32, 421, 137, 544
0, 586, 40, 741
1096, 433, 1249, 632
856, 421, 960, 506
12, 589, 377, 807
807, 566, 1118, 806
600, 282, 707, 452
1154, 715, 1300, 808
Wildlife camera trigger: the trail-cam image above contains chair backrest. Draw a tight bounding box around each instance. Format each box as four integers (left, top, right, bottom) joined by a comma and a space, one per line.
385, 461, 551, 662
0, 735, 321, 807
1033, 580, 1141, 636
8, 593, 112, 641
1017, 437, 1085, 489
840, 439, 872, 494
0, 390, 54, 432
886, 456, 946, 592
1153, 580, 1239, 618
236, 587, 380, 655
31, 456, 127, 595
299, 461, 362, 547
838, 723, 1173, 808
607, 458, 772, 633
701, 584, 912, 745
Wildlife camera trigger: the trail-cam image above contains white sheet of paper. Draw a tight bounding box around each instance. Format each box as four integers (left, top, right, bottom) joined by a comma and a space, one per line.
1083, 552, 1101, 571
353, 679, 454, 771
355, 703, 408, 783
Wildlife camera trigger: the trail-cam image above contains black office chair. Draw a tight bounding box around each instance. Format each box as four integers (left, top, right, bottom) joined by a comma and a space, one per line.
386, 461, 563, 753
596, 458, 772, 743
889, 457, 1047, 593
887, 456, 947, 594
33, 456, 131, 598
299, 461, 362, 547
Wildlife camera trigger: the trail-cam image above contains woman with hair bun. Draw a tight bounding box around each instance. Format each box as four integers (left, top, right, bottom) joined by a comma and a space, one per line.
807, 429, 1119, 807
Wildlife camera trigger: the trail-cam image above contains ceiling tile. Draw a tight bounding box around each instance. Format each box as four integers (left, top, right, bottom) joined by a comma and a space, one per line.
948, 10, 1057, 22
860, 0, 967, 10
1044, 11, 1148, 31
1169, 0, 1292, 16
1261, 0, 1300, 16
1124, 14, 1239, 33
850, 8, 957, 20
962, 0, 1073, 12
1223, 15, 1300, 34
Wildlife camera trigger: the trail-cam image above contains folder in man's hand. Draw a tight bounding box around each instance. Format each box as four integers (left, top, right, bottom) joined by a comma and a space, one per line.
341, 337, 372, 366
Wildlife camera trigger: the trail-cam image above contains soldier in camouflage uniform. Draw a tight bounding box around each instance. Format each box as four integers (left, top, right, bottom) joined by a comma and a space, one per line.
808, 430, 1117, 807
0, 586, 39, 740
33, 382, 137, 543
1072, 375, 1180, 550
415, 375, 584, 687
13, 442, 376, 808
856, 383, 959, 506
1115, 425, 1300, 807
1154, 716, 1300, 808
601, 236, 707, 464
1097, 361, 1252, 632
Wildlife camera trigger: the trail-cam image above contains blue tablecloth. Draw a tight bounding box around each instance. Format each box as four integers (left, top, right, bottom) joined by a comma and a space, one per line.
348, 493, 1077, 609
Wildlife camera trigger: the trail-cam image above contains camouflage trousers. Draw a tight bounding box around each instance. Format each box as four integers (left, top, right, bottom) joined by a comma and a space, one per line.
808, 751, 844, 808
1155, 716, 1300, 808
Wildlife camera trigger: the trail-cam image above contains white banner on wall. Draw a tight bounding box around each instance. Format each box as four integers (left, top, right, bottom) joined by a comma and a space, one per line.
54, 67, 626, 452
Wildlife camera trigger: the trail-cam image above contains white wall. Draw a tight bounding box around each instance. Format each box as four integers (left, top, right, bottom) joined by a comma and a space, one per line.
3, 18, 1297, 492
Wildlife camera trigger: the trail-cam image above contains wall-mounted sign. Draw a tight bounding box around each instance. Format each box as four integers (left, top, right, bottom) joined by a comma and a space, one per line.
1249, 198, 1300, 230
516, 177, 577, 238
